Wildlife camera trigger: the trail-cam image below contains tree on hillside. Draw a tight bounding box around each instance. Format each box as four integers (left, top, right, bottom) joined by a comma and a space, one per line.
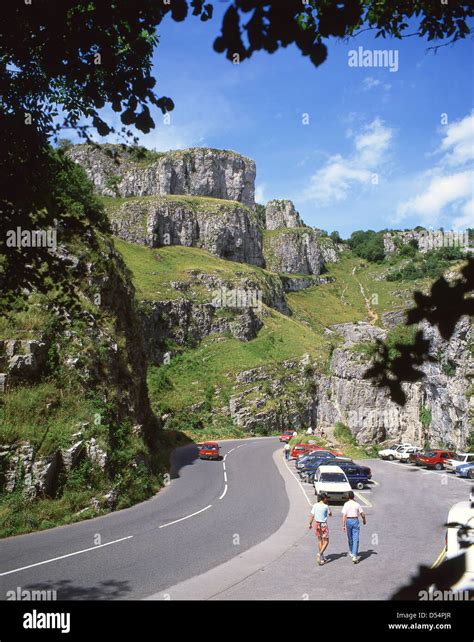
1, 0, 472, 380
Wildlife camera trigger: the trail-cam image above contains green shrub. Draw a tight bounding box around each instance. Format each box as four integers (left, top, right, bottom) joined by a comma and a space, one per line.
420, 405, 432, 428
334, 422, 357, 446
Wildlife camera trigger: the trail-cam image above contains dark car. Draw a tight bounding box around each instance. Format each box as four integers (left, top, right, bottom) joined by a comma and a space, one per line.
297, 452, 336, 477
296, 451, 335, 472
307, 460, 372, 489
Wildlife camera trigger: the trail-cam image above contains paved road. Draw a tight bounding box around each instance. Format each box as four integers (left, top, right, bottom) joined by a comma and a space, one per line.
201, 456, 473, 600
0, 437, 287, 600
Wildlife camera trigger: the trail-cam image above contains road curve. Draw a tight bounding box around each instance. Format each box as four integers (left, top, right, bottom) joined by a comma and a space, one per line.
0, 437, 288, 600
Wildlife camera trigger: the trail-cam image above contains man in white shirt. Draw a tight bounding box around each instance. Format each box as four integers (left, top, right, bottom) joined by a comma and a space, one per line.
342, 491, 366, 564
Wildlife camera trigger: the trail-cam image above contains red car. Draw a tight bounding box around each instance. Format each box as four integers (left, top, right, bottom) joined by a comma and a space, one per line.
416, 449, 455, 470
199, 442, 221, 460
279, 431, 294, 443
290, 444, 344, 459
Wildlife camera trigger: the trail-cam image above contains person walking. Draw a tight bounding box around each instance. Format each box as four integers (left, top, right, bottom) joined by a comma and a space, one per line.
309, 493, 332, 565
284, 442, 291, 460
342, 490, 366, 564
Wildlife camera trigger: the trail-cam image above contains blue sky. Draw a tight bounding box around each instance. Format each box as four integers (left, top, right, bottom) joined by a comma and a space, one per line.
90, 5, 474, 238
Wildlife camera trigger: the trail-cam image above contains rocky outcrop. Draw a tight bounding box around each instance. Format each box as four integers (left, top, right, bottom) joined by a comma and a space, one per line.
141, 299, 263, 365
264, 229, 332, 275
318, 318, 472, 449
383, 229, 470, 254
265, 200, 304, 230
67, 145, 256, 208
0, 340, 49, 390
109, 196, 265, 267
0, 433, 107, 500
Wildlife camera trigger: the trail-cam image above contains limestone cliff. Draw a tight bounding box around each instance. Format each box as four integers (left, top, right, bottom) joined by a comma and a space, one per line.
67, 144, 256, 208
265, 200, 305, 230
108, 195, 264, 267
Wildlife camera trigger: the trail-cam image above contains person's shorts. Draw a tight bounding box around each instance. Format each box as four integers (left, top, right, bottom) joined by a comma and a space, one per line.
315, 522, 329, 539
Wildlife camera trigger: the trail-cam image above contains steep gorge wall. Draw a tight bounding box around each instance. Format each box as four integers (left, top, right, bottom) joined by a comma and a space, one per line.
67, 145, 256, 208
110, 196, 264, 267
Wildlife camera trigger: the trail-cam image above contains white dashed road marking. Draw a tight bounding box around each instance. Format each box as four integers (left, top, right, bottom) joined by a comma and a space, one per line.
0, 535, 134, 577
159, 505, 212, 529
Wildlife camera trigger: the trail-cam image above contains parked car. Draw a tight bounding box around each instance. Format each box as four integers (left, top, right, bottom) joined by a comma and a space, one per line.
279, 431, 294, 443
395, 446, 422, 463
291, 443, 336, 459
445, 453, 474, 473
307, 460, 371, 489
378, 443, 414, 461
296, 451, 335, 472
455, 462, 474, 479
313, 465, 352, 501
301, 456, 352, 478
198, 442, 220, 460
409, 451, 424, 465
417, 449, 455, 470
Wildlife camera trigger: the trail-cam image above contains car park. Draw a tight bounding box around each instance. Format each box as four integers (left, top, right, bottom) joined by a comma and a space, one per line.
445, 453, 474, 473
198, 442, 221, 460
378, 443, 414, 461
455, 462, 474, 479
417, 449, 455, 470
313, 465, 352, 501
395, 446, 422, 462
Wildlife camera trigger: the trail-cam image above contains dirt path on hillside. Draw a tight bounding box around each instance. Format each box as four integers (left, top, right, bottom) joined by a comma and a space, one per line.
352, 266, 379, 324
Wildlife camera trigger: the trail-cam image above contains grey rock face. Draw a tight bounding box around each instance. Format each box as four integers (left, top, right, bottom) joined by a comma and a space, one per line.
265, 200, 305, 230
140, 299, 263, 365
110, 197, 264, 267
383, 229, 470, 255
67, 145, 256, 207
0, 340, 48, 383
318, 318, 472, 449
264, 229, 329, 275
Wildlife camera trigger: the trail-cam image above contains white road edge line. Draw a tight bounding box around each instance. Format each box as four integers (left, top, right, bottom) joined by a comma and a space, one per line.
354, 491, 372, 508
222, 461, 226, 471
282, 456, 312, 507
159, 505, 212, 529
0, 535, 134, 577
224, 471, 228, 482
219, 484, 228, 500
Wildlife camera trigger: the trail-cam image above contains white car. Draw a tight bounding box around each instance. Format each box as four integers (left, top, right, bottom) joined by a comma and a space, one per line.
395, 446, 421, 462
445, 492, 474, 593
445, 453, 474, 473
313, 465, 352, 502
378, 443, 414, 461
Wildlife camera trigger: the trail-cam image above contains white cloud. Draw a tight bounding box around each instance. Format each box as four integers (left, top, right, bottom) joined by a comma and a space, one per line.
255, 183, 267, 204
396, 111, 474, 228
397, 170, 473, 225
362, 76, 391, 92
303, 118, 393, 205
437, 110, 474, 167
137, 122, 206, 151
453, 198, 474, 229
